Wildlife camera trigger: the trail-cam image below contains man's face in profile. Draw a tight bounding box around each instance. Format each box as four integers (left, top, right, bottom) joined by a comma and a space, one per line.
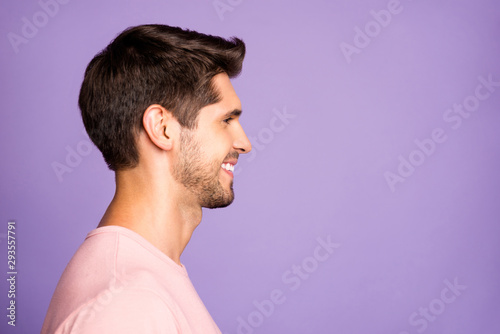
172, 73, 251, 208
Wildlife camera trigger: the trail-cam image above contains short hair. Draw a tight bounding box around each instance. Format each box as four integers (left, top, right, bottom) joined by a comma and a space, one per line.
78, 24, 246, 171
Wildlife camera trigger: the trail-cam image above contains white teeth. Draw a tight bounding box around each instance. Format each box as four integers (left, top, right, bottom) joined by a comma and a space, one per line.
221, 163, 234, 172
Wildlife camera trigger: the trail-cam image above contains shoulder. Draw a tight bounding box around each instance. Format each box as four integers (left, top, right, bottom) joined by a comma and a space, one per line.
58, 286, 181, 334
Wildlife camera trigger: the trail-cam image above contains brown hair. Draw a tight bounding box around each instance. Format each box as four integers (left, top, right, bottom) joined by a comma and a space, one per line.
78, 24, 245, 171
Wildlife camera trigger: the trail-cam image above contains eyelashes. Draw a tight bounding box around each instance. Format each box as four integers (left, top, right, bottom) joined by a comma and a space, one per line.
223, 117, 234, 124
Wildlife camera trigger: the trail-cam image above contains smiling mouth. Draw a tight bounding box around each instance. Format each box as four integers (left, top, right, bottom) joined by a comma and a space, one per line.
221, 163, 235, 172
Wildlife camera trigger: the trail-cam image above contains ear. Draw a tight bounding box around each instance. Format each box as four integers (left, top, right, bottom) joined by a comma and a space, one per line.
142, 104, 179, 151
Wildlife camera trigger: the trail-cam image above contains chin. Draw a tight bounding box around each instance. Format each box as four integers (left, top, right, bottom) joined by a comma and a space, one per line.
202, 191, 234, 209
205, 202, 232, 210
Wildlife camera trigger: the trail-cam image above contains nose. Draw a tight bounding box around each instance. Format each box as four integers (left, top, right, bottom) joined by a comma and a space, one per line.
233, 122, 252, 154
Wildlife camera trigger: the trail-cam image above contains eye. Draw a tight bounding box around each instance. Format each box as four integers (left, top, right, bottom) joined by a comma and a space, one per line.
223, 117, 234, 124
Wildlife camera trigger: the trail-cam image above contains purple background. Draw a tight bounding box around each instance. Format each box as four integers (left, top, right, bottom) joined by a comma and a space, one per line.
1, 0, 499, 333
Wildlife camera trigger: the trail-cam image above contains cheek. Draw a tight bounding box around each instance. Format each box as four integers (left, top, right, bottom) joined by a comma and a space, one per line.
205, 131, 232, 153
197, 124, 233, 157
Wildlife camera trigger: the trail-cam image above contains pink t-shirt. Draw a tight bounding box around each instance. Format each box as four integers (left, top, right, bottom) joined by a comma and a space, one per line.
42, 226, 222, 334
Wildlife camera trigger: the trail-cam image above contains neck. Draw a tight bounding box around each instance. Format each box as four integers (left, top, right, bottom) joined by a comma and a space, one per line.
98, 166, 202, 265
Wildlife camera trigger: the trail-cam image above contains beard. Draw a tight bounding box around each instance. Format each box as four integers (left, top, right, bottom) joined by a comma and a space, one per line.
172, 128, 236, 209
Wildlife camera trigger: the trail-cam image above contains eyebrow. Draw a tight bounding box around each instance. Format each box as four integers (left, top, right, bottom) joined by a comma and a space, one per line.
222, 109, 242, 119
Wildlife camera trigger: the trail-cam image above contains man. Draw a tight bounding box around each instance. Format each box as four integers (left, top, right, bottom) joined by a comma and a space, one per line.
42, 24, 252, 333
